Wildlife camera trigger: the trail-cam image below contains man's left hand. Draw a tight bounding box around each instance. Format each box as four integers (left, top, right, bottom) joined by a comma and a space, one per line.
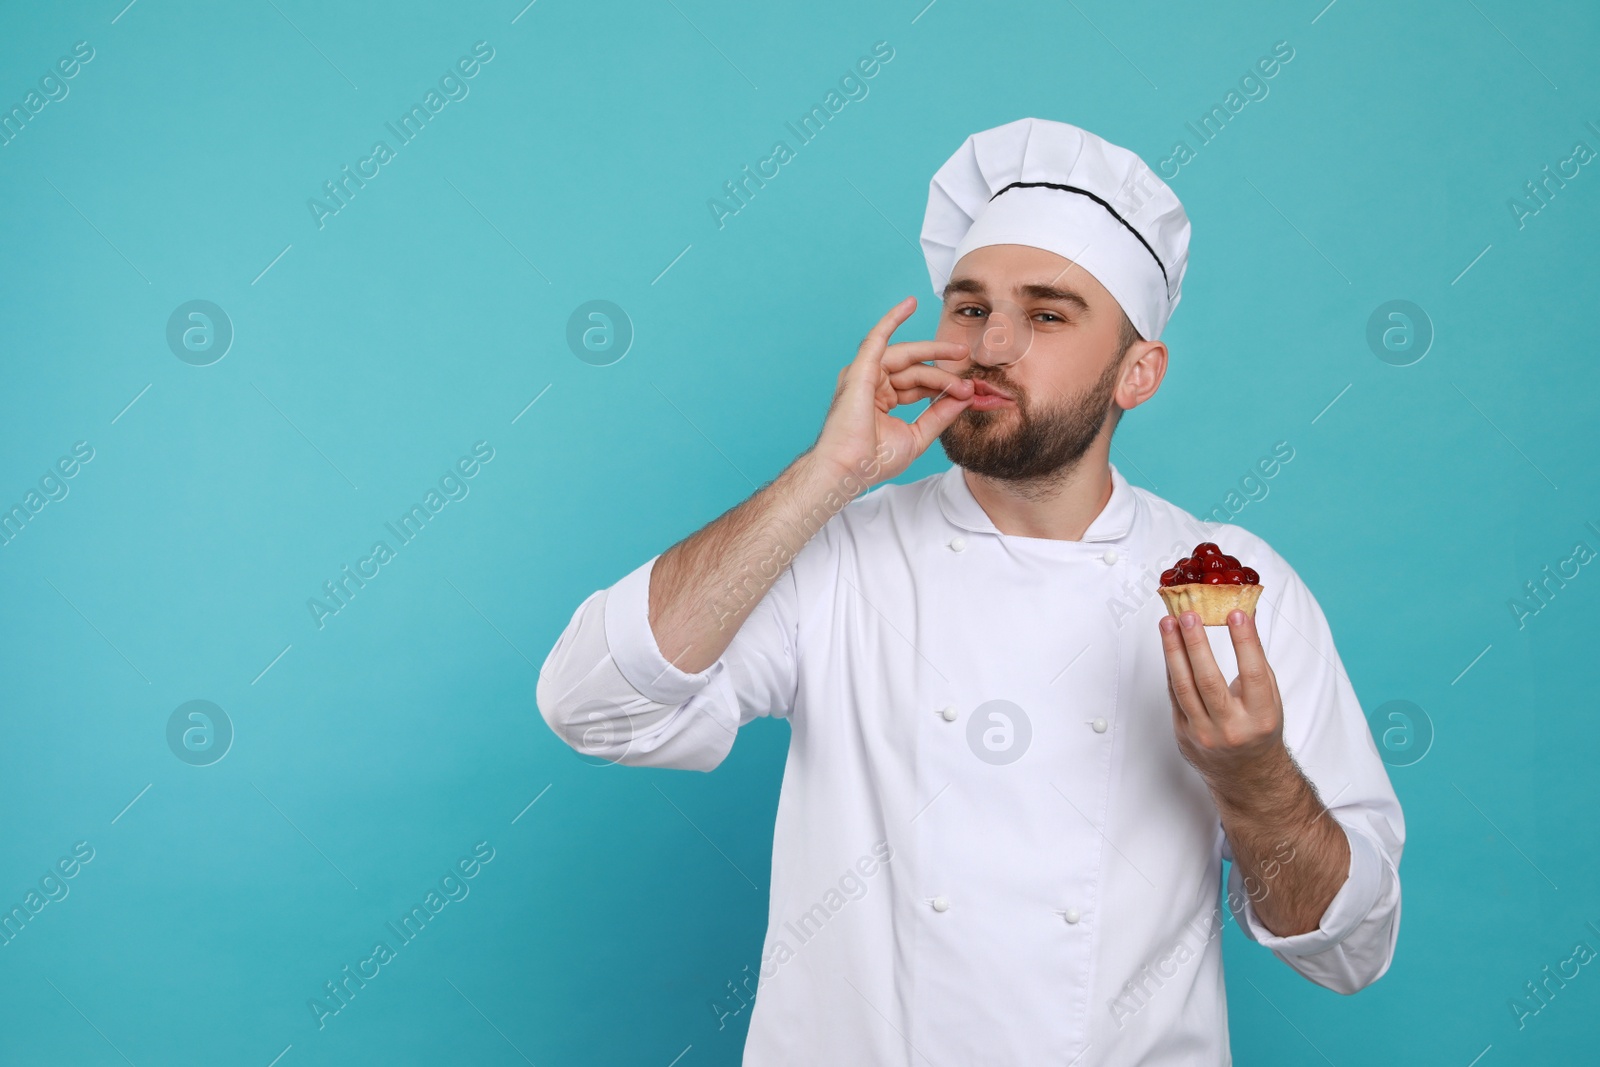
1159, 608, 1286, 785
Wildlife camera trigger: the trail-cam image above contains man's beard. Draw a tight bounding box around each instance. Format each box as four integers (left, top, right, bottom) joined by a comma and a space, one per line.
938, 354, 1123, 482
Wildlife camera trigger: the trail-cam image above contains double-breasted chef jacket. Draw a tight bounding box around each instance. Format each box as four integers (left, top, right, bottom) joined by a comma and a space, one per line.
537, 461, 1405, 1066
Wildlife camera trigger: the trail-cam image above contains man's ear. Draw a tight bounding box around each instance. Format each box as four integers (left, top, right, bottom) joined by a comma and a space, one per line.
1115, 340, 1168, 412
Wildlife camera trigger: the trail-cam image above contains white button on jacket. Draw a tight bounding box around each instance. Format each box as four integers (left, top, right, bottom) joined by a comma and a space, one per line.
536, 463, 1405, 1066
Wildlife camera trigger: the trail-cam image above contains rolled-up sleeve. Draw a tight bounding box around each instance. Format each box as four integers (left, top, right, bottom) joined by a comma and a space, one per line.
536, 552, 801, 772
1220, 554, 1405, 994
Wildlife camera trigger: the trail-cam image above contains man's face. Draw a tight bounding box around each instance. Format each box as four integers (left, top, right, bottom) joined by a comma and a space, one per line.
933, 243, 1135, 481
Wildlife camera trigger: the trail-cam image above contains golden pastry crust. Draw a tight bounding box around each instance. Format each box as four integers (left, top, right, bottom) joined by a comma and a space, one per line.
1157, 583, 1263, 626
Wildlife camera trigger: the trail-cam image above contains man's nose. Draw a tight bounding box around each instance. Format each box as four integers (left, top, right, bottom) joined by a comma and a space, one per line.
971, 302, 1032, 367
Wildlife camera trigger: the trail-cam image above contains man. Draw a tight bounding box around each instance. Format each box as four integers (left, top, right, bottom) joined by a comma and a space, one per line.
536, 117, 1404, 1065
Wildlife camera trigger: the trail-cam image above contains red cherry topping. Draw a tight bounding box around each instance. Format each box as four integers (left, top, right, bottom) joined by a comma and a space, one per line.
1160, 543, 1262, 589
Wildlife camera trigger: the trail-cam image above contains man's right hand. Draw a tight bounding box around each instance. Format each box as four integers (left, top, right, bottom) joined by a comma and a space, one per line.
647, 296, 974, 676
810, 296, 975, 489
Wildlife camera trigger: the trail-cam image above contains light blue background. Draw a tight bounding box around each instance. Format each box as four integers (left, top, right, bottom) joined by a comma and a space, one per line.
1, 1, 1595, 1064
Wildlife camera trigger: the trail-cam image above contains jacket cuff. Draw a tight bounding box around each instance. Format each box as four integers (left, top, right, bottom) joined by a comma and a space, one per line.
602, 554, 717, 705
1228, 821, 1384, 957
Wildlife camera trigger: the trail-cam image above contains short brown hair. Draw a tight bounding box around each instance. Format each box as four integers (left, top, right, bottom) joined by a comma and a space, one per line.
1116, 309, 1142, 358
1108, 310, 1143, 431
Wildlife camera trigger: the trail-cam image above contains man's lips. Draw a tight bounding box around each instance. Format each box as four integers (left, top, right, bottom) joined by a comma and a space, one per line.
966, 379, 1016, 409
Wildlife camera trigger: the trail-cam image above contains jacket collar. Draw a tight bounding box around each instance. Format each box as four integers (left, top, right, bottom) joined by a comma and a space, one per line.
935, 461, 1136, 543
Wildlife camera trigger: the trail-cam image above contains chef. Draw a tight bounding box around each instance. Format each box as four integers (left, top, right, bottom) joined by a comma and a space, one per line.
536, 116, 1404, 1065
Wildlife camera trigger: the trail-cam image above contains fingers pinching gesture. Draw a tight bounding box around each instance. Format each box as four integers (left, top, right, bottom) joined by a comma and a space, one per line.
811, 296, 974, 488
1159, 608, 1286, 783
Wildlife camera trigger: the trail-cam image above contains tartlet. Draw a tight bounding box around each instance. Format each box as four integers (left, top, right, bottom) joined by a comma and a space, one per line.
1158, 542, 1262, 626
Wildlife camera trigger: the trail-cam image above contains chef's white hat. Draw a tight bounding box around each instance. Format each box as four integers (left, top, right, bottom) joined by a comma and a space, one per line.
920, 117, 1191, 341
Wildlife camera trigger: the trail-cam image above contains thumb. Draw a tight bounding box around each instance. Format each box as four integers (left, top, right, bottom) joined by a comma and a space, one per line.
904, 388, 973, 457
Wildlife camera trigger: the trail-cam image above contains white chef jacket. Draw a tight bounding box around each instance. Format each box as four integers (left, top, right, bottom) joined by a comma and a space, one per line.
536, 462, 1404, 1066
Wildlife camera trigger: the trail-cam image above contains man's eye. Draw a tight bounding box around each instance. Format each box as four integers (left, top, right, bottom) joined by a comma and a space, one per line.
954, 306, 986, 319
1036, 312, 1063, 323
